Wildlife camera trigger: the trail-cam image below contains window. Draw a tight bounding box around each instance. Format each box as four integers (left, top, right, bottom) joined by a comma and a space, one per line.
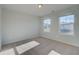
59, 15, 74, 35
43, 19, 51, 32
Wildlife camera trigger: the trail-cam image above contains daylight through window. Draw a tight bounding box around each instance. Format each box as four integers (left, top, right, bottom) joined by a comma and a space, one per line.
59, 15, 74, 35
43, 19, 51, 32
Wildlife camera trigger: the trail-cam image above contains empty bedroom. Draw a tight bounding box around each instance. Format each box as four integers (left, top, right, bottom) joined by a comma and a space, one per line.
0, 4, 79, 55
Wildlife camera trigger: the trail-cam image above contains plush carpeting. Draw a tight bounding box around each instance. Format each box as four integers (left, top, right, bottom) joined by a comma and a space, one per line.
2, 37, 79, 55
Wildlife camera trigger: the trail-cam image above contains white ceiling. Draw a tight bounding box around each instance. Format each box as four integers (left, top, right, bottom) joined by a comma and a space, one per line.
2, 4, 76, 17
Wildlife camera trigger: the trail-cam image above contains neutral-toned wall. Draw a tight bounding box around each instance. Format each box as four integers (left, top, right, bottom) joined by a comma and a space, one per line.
2, 9, 40, 45
0, 5, 2, 50
41, 5, 79, 47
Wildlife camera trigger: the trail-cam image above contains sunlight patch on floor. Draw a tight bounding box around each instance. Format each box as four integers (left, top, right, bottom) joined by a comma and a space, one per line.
0, 48, 15, 55
16, 41, 40, 54
48, 50, 61, 55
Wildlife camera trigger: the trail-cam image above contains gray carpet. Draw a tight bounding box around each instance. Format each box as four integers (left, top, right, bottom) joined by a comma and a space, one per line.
2, 37, 79, 55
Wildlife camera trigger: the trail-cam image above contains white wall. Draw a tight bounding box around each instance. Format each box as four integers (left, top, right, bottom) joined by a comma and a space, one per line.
41, 5, 79, 47
2, 9, 40, 45
0, 5, 2, 50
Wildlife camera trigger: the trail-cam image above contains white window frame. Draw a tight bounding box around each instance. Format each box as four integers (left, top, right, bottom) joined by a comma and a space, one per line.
59, 15, 75, 35
43, 19, 51, 32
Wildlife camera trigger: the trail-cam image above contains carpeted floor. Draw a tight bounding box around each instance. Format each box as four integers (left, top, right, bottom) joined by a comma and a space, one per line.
2, 37, 79, 55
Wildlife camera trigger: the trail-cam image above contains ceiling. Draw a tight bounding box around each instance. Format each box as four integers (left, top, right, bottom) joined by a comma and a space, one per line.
2, 4, 76, 17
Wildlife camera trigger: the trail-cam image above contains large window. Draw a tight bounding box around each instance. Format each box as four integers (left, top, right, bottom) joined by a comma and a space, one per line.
43, 19, 51, 32
59, 15, 74, 35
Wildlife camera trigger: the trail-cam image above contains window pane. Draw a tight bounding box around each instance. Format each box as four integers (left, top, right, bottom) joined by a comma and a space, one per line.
59, 15, 74, 24
59, 15, 74, 35
43, 19, 51, 32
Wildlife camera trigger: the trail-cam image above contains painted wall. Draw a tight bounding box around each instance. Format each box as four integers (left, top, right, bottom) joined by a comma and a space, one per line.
41, 5, 79, 47
2, 9, 40, 45
0, 5, 2, 50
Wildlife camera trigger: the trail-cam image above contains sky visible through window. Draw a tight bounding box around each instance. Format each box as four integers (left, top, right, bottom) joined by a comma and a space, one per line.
43, 19, 51, 32
59, 15, 74, 34
59, 15, 74, 24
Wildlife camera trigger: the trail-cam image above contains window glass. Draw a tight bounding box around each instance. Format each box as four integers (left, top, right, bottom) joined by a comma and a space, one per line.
59, 15, 74, 35
43, 19, 51, 32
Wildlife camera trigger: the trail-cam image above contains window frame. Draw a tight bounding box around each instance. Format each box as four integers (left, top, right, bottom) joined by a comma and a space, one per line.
43, 19, 51, 32
59, 15, 75, 35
